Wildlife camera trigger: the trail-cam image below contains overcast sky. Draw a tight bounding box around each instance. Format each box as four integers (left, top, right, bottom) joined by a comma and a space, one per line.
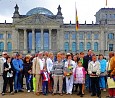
0, 0, 115, 24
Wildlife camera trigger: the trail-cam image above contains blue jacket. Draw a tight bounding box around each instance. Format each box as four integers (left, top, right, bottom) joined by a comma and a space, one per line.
99, 59, 107, 72
12, 59, 23, 72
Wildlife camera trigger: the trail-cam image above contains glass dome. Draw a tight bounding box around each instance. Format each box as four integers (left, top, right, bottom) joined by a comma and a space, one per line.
26, 7, 53, 16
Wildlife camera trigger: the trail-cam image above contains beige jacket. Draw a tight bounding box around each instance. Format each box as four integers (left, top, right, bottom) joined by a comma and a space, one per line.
88, 61, 101, 77
0, 57, 6, 75
32, 57, 41, 75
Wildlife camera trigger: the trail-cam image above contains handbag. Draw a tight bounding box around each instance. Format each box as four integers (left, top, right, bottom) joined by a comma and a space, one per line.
33, 76, 36, 92
107, 77, 115, 88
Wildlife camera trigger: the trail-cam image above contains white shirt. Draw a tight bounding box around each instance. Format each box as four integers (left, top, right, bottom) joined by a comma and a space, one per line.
7, 63, 13, 77
46, 58, 53, 73
39, 58, 44, 70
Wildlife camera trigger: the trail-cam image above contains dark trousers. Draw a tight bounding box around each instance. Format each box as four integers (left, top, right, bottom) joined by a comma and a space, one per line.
2, 76, 13, 93
62, 77, 66, 93
42, 81, 48, 94
90, 77, 101, 96
78, 84, 82, 95
73, 84, 78, 92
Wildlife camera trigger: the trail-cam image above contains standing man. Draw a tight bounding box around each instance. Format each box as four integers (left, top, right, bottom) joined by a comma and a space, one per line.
32, 52, 41, 95
12, 53, 23, 93
84, 49, 93, 92
88, 55, 101, 98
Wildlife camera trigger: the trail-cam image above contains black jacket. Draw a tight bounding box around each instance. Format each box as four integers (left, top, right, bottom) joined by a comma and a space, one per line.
3, 62, 13, 77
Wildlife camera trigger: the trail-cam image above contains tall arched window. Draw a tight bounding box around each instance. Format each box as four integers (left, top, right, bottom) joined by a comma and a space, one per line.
0, 42, 4, 52
7, 42, 12, 52
35, 31, 41, 52
72, 42, 76, 52
109, 44, 113, 51
64, 42, 69, 52
87, 42, 91, 50
79, 42, 84, 52
108, 33, 114, 39
94, 42, 98, 52
43, 31, 49, 51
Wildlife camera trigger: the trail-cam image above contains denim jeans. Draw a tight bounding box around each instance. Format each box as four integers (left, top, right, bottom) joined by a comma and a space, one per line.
14, 72, 22, 91
25, 74, 33, 91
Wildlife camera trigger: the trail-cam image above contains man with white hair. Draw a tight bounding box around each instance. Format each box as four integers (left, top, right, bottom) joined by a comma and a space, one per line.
32, 51, 43, 95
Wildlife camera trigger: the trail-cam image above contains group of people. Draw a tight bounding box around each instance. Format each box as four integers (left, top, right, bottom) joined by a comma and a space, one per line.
0, 50, 115, 98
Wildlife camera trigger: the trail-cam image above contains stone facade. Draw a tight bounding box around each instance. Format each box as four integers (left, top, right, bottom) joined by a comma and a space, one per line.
0, 5, 114, 55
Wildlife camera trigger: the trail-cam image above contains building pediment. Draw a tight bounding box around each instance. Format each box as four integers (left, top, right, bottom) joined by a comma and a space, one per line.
14, 14, 60, 25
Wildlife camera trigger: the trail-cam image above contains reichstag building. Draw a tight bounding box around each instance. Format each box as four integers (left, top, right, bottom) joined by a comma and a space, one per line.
0, 4, 114, 55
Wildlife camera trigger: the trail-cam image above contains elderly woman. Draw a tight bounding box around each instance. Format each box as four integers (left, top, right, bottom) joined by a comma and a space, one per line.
64, 53, 76, 95
98, 54, 107, 91
2, 56, 14, 95
51, 53, 64, 96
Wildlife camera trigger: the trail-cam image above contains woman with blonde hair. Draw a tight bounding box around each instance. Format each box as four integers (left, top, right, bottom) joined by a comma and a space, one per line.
46, 52, 54, 93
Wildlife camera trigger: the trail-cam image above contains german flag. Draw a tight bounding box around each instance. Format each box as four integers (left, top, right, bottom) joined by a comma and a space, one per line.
76, 6, 79, 31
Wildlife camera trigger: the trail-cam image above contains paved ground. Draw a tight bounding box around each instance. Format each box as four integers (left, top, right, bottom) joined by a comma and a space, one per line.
0, 89, 108, 98
0, 76, 108, 98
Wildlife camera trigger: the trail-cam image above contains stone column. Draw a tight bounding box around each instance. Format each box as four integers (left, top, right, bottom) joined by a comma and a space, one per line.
23, 29, 27, 54
41, 29, 43, 51
57, 29, 60, 51
4, 32, 7, 51
49, 29, 52, 50
84, 32, 87, 50
31, 29, 35, 54
100, 30, 104, 53
12, 29, 18, 52
91, 32, 94, 51
105, 32, 108, 50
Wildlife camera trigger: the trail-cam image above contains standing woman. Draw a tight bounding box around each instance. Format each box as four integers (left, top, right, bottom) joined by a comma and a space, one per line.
98, 54, 107, 91
46, 52, 54, 93
2, 56, 14, 95
23, 55, 33, 93
64, 53, 76, 94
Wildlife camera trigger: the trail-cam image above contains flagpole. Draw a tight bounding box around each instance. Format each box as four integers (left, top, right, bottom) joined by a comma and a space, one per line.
106, 0, 107, 7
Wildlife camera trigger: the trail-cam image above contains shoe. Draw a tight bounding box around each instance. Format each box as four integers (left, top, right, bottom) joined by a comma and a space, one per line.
52, 93, 56, 96
35, 92, 40, 96
91, 93, 96, 96
80, 94, 83, 97
66, 93, 69, 95
59, 93, 63, 96
43, 93, 46, 95
27, 90, 30, 93
97, 95, 101, 98
103, 89, 106, 92
77, 93, 81, 95
10, 92, 14, 95
1, 93, 5, 96
69, 93, 72, 95
14, 90, 18, 93
18, 90, 24, 92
